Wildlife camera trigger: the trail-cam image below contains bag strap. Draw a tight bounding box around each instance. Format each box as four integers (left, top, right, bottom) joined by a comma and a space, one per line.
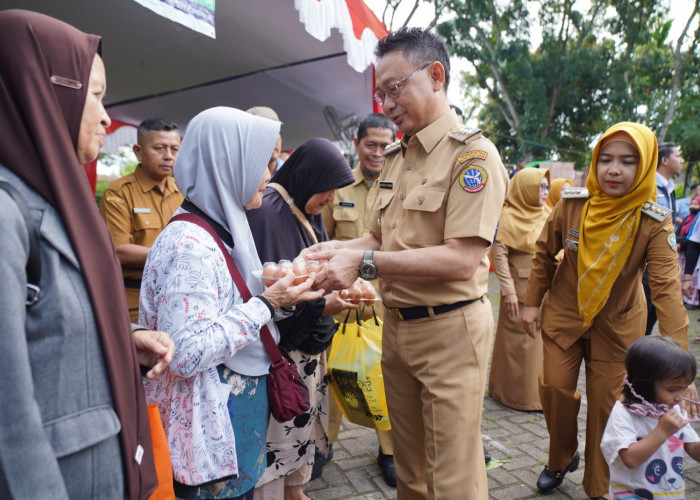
168, 213, 284, 367
0, 181, 41, 306
267, 182, 319, 244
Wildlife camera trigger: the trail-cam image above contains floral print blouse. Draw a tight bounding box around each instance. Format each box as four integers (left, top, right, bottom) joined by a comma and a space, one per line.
139, 215, 274, 485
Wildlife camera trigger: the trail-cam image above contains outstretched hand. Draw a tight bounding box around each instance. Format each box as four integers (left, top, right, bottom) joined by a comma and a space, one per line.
261, 268, 325, 309
306, 248, 363, 292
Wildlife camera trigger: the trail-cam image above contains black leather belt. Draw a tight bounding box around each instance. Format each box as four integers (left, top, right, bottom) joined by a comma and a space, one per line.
124, 278, 142, 289
386, 297, 481, 321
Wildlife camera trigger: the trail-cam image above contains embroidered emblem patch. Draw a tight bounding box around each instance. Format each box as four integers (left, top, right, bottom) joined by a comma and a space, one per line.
459, 165, 488, 193
668, 233, 677, 251
458, 150, 488, 163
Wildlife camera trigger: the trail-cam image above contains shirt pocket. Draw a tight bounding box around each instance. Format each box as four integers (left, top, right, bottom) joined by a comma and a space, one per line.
332, 205, 361, 240
44, 405, 121, 458
401, 187, 446, 245
133, 212, 163, 235
375, 191, 395, 234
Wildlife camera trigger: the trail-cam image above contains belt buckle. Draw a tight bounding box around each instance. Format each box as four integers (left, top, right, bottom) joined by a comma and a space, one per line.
388, 307, 404, 320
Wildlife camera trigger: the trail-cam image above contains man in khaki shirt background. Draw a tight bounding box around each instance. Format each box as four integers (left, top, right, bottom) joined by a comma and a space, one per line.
318, 113, 397, 486
305, 27, 508, 499
99, 118, 184, 322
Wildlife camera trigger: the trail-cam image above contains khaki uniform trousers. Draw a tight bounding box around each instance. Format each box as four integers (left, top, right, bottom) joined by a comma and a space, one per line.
382, 297, 492, 500
126, 286, 140, 323
539, 329, 625, 498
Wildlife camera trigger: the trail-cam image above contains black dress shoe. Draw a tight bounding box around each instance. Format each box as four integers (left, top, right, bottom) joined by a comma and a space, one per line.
310, 444, 333, 481
377, 449, 396, 487
536, 451, 580, 491
483, 444, 491, 464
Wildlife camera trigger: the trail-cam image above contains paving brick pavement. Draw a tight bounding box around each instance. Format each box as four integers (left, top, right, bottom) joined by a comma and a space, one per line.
306, 272, 700, 499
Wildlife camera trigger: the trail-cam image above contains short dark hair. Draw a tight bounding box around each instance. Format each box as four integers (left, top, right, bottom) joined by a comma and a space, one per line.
658, 142, 678, 167
375, 27, 451, 91
357, 113, 396, 142
137, 118, 179, 143
622, 336, 696, 405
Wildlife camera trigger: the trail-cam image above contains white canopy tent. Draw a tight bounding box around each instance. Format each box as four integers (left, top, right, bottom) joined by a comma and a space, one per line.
0, 0, 387, 150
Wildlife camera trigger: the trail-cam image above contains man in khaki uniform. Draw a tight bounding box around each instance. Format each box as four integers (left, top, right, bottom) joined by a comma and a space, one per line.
305, 28, 508, 499
99, 118, 183, 322
320, 113, 397, 485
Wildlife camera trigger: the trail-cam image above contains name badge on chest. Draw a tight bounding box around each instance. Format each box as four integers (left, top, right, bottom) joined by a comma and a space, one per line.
134, 208, 152, 214
379, 181, 393, 190
339, 201, 355, 208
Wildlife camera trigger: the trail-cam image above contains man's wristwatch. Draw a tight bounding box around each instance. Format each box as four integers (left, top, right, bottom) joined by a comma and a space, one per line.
358, 249, 377, 280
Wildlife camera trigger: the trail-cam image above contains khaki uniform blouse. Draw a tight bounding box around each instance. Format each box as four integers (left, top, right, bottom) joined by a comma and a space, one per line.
525, 197, 688, 359
492, 241, 532, 301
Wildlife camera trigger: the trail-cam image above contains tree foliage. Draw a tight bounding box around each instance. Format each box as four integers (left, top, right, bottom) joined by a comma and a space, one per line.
398, 0, 700, 170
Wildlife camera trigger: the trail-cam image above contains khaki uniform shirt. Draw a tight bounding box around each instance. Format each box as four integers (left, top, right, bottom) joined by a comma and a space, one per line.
322, 166, 378, 240
366, 111, 508, 308
99, 166, 184, 280
525, 196, 688, 359
323, 166, 383, 319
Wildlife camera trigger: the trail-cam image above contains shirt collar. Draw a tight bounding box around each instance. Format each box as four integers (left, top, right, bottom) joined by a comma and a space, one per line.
656, 171, 675, 191
135, 165, 178, 194
401, 110, 460, 155
351, 165, 375, 187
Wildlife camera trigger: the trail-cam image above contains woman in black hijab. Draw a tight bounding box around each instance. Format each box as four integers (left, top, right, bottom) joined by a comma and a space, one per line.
247, 138, 355, 499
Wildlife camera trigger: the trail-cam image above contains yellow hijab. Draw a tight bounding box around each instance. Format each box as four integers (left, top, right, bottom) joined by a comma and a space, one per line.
545, 177, 573, 211
496, 168, 551, 254
577, 122, 658, 326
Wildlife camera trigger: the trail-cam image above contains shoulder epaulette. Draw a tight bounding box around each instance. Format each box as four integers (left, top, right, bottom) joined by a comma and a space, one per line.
448, 126, 481, 143
641, 201, 671, 221
383, 140, 401, 156
561, 188, 589, 199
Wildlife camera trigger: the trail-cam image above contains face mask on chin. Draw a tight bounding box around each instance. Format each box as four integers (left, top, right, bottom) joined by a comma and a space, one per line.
690, 207, 699, 214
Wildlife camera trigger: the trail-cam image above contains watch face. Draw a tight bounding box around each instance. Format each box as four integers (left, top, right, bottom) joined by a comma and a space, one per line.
360, 263, 376, 278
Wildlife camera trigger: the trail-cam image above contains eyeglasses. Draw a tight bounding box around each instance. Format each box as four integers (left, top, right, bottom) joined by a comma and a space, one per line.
374, 62, 432, 105
540, 184, 551, 192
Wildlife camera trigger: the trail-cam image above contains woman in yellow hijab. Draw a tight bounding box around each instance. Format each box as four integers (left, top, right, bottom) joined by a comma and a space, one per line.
520, 122, 691, 499
489, 168, 550, 411
545, 177, 573, 212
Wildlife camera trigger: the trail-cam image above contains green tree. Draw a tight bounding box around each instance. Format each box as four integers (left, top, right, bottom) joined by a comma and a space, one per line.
434, 0, 699, 169
438, 0, 612, 167
94, 147, 138, 206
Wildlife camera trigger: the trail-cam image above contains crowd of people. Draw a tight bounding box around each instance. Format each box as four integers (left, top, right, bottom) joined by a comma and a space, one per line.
1, 8, 698, 500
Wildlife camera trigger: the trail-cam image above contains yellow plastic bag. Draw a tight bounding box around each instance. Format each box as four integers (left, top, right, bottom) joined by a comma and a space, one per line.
328, 311, 390, 431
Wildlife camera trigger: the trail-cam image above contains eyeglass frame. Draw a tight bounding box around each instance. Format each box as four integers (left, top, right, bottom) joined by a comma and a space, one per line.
539, 182, 551, 192
374, 62, 433, 106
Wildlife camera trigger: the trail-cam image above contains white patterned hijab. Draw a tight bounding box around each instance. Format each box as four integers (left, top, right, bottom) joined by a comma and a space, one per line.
175, 106, 280, 297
